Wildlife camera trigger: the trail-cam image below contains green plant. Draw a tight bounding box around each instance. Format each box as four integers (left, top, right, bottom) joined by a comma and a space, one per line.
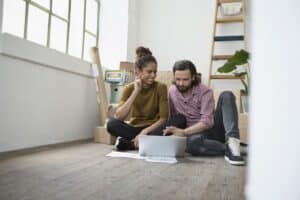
217, 49, 250, 95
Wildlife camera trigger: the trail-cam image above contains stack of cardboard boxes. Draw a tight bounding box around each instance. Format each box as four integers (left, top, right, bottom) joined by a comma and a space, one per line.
94, 61, 135, 145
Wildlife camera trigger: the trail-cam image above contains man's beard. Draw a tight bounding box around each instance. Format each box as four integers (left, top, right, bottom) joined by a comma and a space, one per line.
176, 84, 192, 93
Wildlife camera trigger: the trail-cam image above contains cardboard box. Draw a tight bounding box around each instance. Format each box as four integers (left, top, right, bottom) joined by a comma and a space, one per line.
239, 113, 248, 144
120, 61, 134, 72
95, 126, 116, 145
156, 71, 173, 88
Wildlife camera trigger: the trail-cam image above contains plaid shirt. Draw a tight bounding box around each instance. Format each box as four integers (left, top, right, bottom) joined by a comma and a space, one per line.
168, 83, 215, 128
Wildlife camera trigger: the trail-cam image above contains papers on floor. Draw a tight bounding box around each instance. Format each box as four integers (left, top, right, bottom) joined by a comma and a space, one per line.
105, 151, 178, 164
144, 156, 178, 164
106, 151, 144, 160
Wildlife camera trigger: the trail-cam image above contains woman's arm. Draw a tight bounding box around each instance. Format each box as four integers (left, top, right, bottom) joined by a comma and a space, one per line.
140, 117, 167, 135
133, 83, 169, 147
114, 79, 142, 120
133, 117, 167, 147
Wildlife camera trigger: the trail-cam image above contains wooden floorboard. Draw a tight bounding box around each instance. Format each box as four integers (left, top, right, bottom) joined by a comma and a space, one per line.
0, 142, 246, 200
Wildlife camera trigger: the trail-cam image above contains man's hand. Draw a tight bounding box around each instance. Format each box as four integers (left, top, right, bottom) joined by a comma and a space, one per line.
132, 129, 148, 148
163, 126, 186, 137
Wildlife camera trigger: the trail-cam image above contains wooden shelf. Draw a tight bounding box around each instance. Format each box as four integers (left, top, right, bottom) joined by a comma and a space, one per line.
214, 35, 244, 41
210, 75, 245, 80
218, 0, 242, 5
217, 16, 243, 23
208, 0, 247, 88
212, 55, 233, 60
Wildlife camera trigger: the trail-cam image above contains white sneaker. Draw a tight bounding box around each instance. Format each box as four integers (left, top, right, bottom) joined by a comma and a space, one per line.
113, 137, 122, 150
228, 137, 241, 156
224, 137, 245, 165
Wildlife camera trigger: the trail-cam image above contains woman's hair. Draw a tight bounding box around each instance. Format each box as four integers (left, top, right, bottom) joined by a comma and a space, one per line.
135, 46, 157, 70
172, 60, 201, 85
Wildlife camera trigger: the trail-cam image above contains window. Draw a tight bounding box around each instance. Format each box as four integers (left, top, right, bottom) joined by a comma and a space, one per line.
2, 0, 25, 38
2, 0, 100, 61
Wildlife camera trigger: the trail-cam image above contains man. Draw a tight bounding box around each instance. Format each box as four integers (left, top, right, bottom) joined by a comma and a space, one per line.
163, 60, 245, 165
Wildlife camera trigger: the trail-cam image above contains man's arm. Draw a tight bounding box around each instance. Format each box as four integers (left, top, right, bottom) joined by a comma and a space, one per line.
164, 88, 214, 137
183, 121, 209, 135
163, 121, 208, 137
197, 89, 215, 129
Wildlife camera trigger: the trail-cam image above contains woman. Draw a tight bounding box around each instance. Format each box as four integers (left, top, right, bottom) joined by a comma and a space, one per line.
107, 47, 170, 151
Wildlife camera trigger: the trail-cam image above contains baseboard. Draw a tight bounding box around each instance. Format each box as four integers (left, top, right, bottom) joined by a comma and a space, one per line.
0, 138, 93, 160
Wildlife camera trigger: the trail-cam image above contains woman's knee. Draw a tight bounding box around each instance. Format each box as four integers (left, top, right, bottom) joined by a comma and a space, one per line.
106, 118, 123, 135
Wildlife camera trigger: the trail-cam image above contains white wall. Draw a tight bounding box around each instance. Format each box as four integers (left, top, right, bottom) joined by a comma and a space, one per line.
0, 34, 99, 152
99, 0, 129, 69
127, 0, 139, 62
0, 0, 2, 34
134, 0, 215, 83
127, 0, 245, 89
247, 0, 300, 199
100, 0, 240, 85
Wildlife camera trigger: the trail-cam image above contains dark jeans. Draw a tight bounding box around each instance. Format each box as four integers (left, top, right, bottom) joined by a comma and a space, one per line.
107, 113, 187, 141
187, 91, 240, 156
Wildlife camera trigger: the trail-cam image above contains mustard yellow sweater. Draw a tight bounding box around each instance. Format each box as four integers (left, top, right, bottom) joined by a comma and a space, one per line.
118, 81, 168, 127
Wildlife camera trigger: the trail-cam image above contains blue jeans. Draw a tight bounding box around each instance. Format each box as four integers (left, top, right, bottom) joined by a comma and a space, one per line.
186, 91, 240, 156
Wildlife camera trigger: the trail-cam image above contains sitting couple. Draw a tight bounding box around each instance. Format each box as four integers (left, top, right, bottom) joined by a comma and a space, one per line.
107, 46, 245, 165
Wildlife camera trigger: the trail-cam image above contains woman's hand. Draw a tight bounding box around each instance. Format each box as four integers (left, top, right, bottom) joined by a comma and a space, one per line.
132, 129, 148, 148
134, 78, 142, 93
163, 126, 186, 137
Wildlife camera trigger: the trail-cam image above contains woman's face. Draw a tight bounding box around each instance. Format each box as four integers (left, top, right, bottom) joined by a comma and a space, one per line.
136, 62, 157, 86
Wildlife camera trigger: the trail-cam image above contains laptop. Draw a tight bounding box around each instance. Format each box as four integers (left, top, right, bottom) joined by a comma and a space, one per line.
139, 135, 187, 157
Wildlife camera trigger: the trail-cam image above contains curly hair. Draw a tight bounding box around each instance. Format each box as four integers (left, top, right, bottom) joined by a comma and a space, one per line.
135, 46, 157, 70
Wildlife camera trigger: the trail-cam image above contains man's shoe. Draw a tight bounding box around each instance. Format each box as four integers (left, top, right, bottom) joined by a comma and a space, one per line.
114, 137, 135, 151
224, 137, 245, 165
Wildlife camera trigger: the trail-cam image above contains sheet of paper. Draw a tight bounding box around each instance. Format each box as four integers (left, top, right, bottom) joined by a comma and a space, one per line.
145, 156, 178, 164
105, 151, 144, 159
106, 151, 178, 164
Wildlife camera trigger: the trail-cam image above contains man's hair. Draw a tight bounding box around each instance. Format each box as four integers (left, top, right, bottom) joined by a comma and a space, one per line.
172, 60, 201, 86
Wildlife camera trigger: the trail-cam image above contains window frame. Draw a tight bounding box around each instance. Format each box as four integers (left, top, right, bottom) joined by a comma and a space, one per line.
18, 0, 100, 60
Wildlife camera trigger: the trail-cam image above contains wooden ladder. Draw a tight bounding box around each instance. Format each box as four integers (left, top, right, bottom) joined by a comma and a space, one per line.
208, 0, 247, 86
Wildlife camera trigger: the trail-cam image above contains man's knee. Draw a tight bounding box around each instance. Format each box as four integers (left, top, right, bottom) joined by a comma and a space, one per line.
220, 91, 235, 101
186, 133, 225, 156
187, 134, 199, 147
186, 134, 205, 155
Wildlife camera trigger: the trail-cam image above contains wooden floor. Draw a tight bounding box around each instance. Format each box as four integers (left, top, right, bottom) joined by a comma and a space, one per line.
0, 141, 247, 200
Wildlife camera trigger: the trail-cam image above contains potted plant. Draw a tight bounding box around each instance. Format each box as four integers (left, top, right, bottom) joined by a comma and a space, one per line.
217, 49, 250, 112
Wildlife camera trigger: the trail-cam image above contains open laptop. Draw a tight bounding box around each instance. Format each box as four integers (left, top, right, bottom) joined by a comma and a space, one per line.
139, 135, 187, 157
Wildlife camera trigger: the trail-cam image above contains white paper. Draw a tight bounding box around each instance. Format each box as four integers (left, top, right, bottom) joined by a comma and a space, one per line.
106, 151, 144, 159
145, 156, 178, 164
105, 151, 178, 164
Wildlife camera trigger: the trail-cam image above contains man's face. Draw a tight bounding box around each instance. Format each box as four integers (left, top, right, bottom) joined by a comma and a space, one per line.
174, 69, 194, 93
